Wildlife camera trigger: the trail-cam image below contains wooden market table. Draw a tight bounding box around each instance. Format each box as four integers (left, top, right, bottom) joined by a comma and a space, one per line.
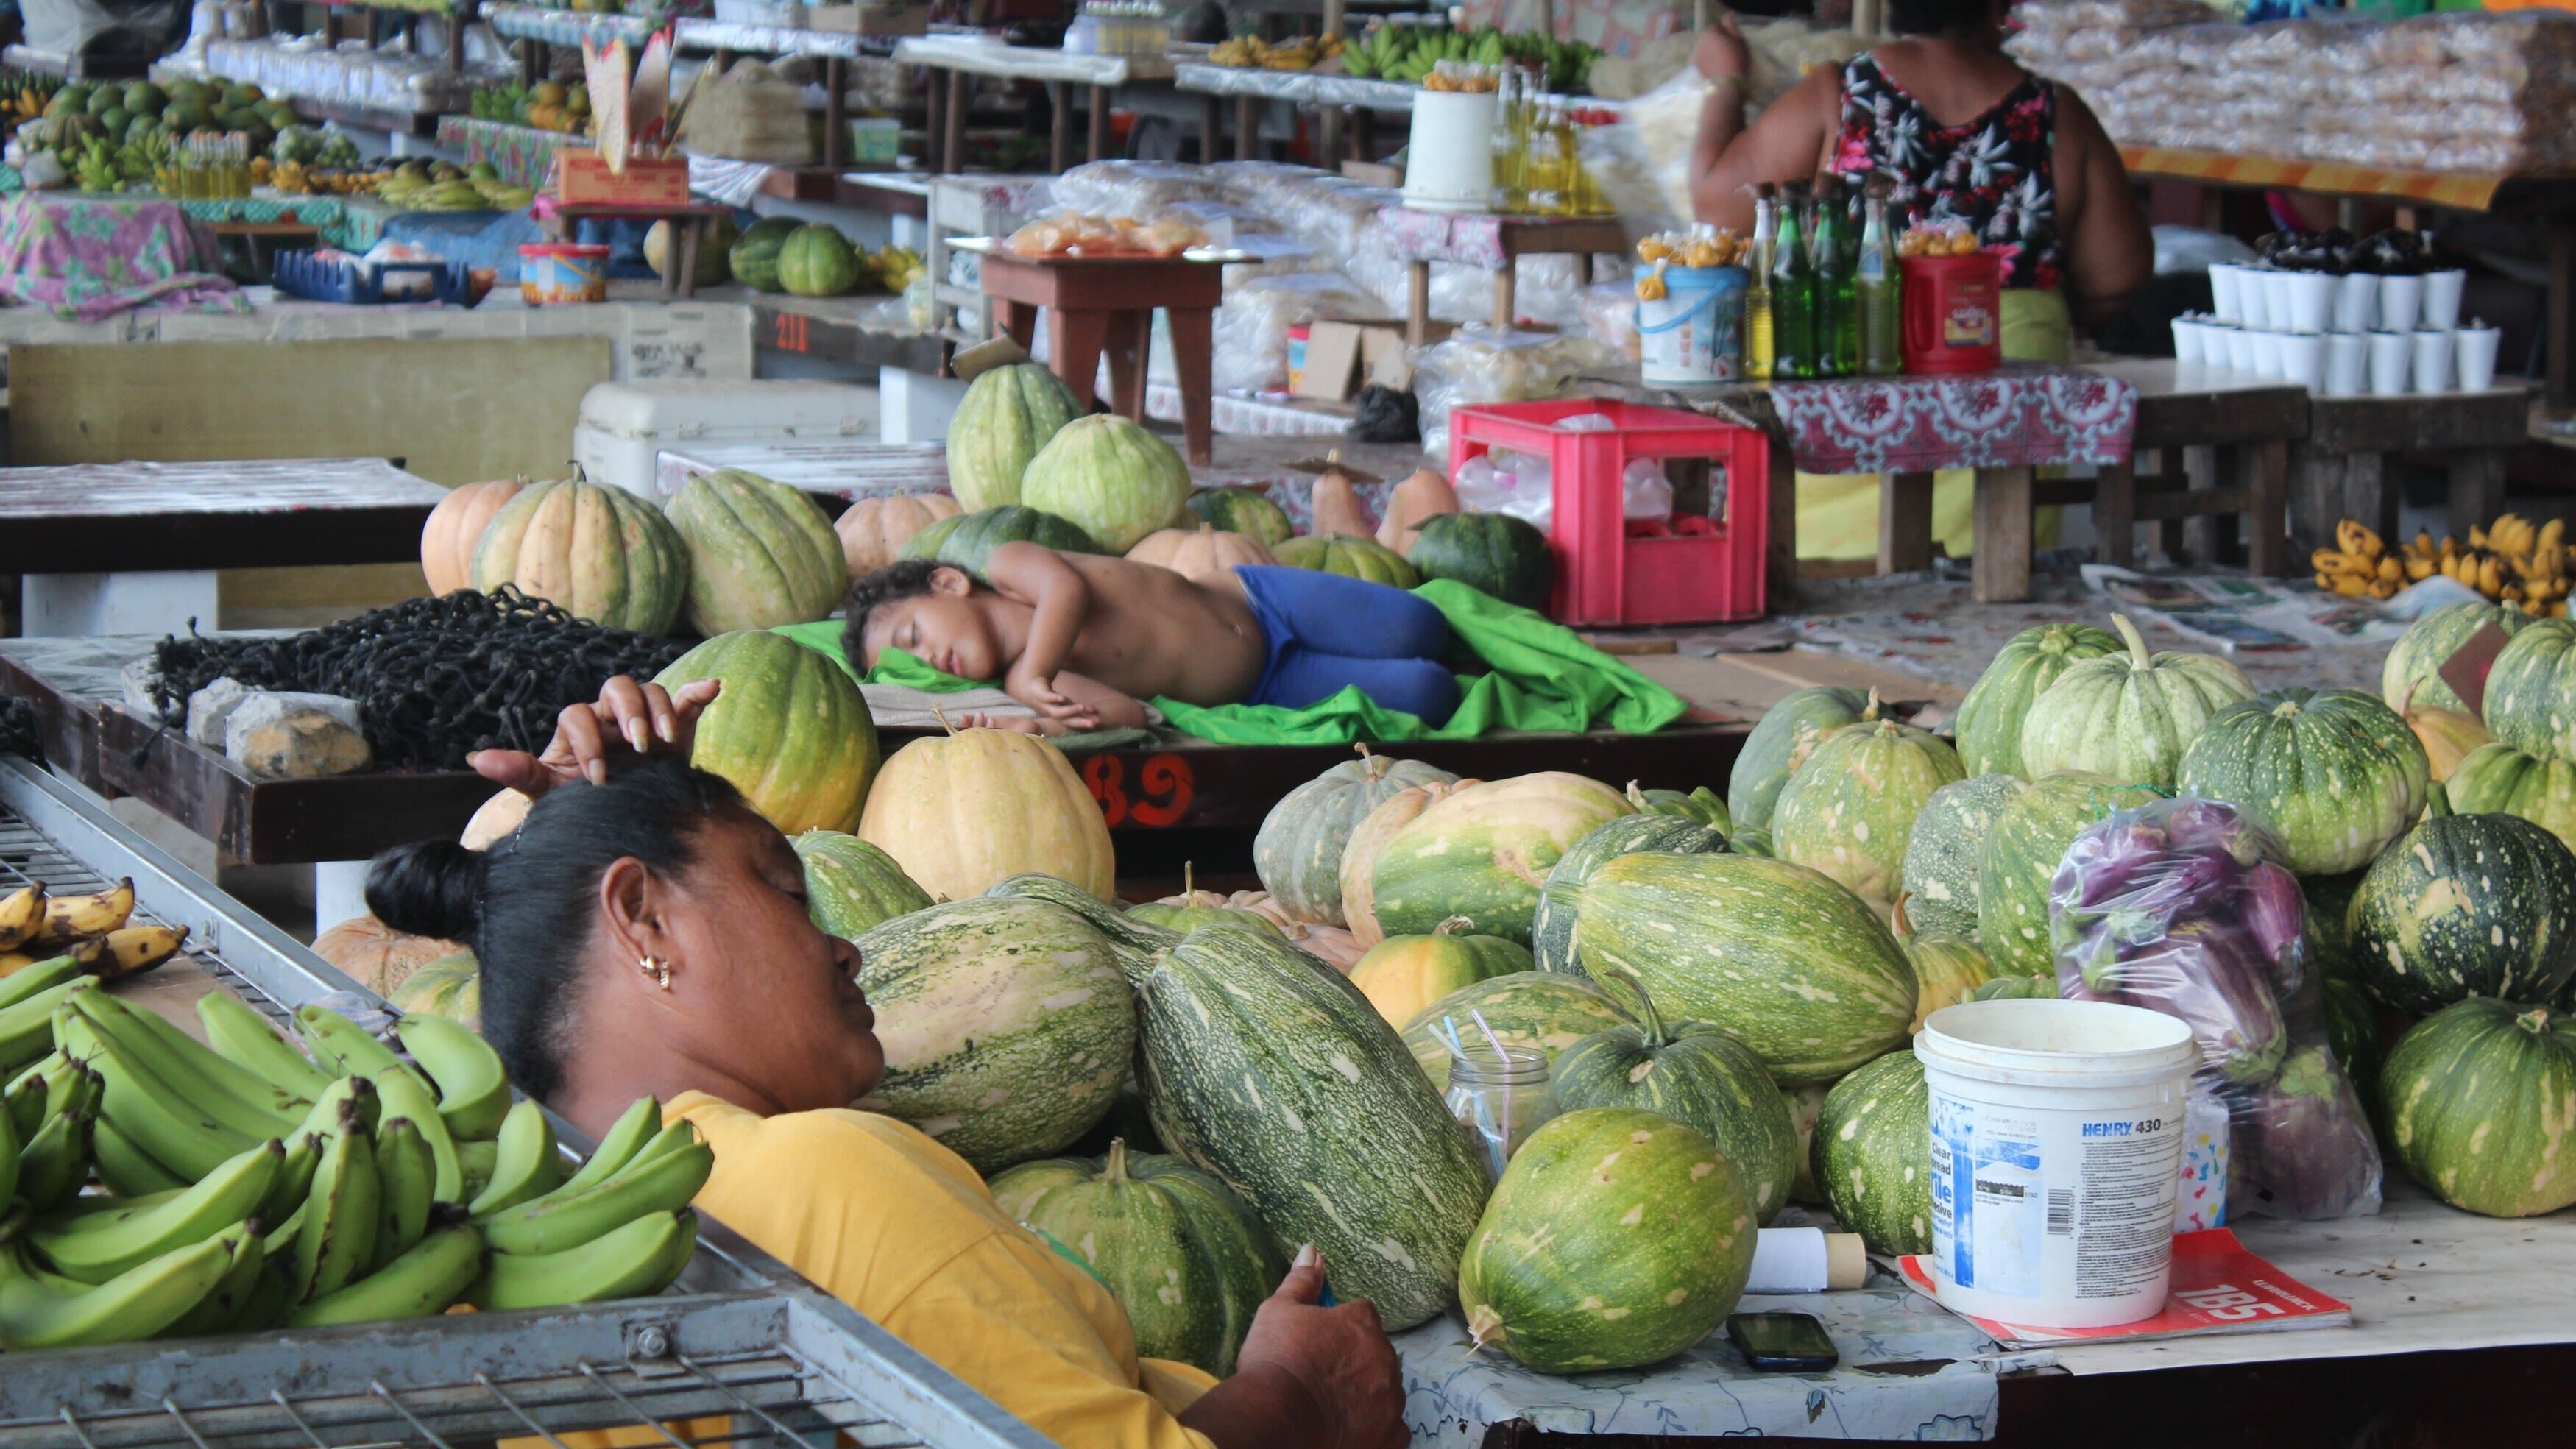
0, 458, 449, 637
1379, 208, 1631, 345
961, 238, 1225, 466
2293, 379, 2538, 553
2081, 359, 2310, 578
893, 35, 1172, 175
1170, 60, 1419, 169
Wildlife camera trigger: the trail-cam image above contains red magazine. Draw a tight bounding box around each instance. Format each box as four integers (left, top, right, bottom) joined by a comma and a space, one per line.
1897, 1230, 2353, 1350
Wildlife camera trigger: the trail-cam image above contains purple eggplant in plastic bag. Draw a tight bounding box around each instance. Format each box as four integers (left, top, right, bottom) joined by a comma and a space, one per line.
2159, 919, 2293, 1084
2226, 1044, 2383, 1221
2239, 861, 2309, 996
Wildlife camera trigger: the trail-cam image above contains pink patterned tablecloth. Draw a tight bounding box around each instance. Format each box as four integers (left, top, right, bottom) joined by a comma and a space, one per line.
1373, 205, 1622, 270
1768, 364, 2137, 473
0, 194, 245, 323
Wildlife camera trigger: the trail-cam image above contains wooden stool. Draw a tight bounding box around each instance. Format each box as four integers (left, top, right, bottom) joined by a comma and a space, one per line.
2291, 384, 2535, 554
539, 202, 733, 298
977, 249, 1223, 467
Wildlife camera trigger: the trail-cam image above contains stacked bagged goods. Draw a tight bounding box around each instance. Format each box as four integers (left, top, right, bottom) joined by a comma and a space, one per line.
0, 988, 698, 1348
2048, 798, 2381, 1221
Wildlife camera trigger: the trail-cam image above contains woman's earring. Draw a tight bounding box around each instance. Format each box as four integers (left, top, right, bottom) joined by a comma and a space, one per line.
639, 955, 673, 991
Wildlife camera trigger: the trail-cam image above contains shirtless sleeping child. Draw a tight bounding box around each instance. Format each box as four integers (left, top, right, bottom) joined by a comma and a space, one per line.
842, 542, 1462, 734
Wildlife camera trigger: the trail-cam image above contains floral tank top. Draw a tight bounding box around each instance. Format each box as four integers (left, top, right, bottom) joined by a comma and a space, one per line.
1830, 52, 2062, 291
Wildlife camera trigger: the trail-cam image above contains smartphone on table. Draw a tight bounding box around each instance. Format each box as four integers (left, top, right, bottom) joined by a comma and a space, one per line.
1725, 1311, 1839, 1371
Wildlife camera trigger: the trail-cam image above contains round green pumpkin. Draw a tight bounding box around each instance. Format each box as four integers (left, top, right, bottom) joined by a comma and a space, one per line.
467, 476, 688, 636
2382, 600, 2532, 716
901, 505, 1100, 576
665, 467, 846, 634
1372, 773, 1634, 945
2444, 743, 2576, 855
1549, 972, 1799, 1223
1976, 771, 2162, 977
1273, 533, 1418, 588
1772, 703, 1966, 907
1814, 1049, 1931, 1257
1532, 812, 1728, 977
1019, 414, 1192, 554
1726, 687, 1870, 834
2321, 977, 2381, 1119
2301, 868, 2366, 982
654, 630, 881, 836
1186, 487, 1292, 547
1401, 971, 1631, 1090
793, 830, 933, 940
1967, 974, 2054, 1002
1900, 773, 2026, 940
1126, 899, 1283, 938
2384, 999, 2576, 1218
1629, 783, 1730, 831
1458, 1107, 1756, 1374
988, 1138, 1284, 1375
2348, 790, 2576, 1016
1405, 511, 1553, 612
2175, 687, 2430, 876
947, 364, 1083, 511
728, 216, 802, 292
1253, 748, 1458, 927
2483, 618, 2576, 764
777, 222, 861, 297
1953, 623, 2121, 779
1904, 934, 1995, 1032
2016, 614, 2255, 789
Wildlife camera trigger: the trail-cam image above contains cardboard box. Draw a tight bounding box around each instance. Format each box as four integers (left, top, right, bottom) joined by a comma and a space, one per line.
808, 2, 931, 35
1292, 318, 1450, 400
1342, 158, 1403, 188
553, 153, 692, 208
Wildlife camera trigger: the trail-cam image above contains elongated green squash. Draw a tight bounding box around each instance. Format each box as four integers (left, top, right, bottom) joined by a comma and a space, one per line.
1372, 773, 1632, 946
1531, 814, 1727, 977
1138, 928, 1490, 1330
986, 873, 1182, 986
1726, 687, 1868, 833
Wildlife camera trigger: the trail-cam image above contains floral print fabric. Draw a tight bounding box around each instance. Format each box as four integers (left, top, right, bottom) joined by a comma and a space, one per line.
1831, 52, 2063, 291
0, 194, 245, 322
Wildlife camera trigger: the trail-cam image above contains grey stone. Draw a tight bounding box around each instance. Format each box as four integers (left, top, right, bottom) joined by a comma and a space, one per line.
226, 697, 372, 780
118, 657, 168, 722
185, 678, 250, 748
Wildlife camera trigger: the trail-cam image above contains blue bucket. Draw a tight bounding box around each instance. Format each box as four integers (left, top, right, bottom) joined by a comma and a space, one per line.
1637, 265, 1748, 383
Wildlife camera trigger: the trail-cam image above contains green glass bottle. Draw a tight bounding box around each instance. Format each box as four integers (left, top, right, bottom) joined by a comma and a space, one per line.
1771, 186, 1816, 382
1813, 179, 1855, 380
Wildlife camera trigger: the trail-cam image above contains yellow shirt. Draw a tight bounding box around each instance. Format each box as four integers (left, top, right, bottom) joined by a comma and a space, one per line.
669, 1091, 1221, 1449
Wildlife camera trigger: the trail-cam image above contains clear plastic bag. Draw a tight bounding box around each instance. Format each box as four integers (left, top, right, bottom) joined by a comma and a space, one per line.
1412, 326, 1614, 461
1211, 271, 1382, 394
2048, 797, 2382, 1222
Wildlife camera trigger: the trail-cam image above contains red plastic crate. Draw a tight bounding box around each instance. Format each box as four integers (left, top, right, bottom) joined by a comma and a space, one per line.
1448, 400, 1769, 626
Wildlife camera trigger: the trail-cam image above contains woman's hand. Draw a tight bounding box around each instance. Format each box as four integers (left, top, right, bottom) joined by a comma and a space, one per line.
1694, 15, 1751, 81
469, 676, 720, 798
1220, 1247, 1409, 1449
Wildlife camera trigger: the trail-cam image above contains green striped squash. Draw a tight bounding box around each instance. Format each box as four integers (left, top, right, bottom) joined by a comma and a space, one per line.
1373, 773, 1633, 946
902, 505, 1102, 575
1903, 934, 1995, 1032
1401, 971, 1631, 1090
2446, 743, 2576, 853
2175, 687, 2430, 876
1953, 624, 2121, 778
947, 363, 1083, 511
1630, 783, 1730, 831
1128, 898, 1282, 939
1571, 853, 1916, 1084
1138, 927, 1490, 1330
655, 631, 880, 835
988, 1139, 1284, 1375
1186, 486, 1293, 547
1772, 704, 1966, 906
793, 830, 933, 940
1726, 687, 1870, 834
1976, 772, 2162, 977
853, 897, 1136, 1173
2321, 977, 2381, 1120
2347, 793, 2576, 1016
467, 476, 688, 635
1785, 1080, 1831, 1205
1272, 534, 1418, 588
1404, 511, 1553, 612
2477, 617, 2576, 762
1900, 774, 2026, 940
2302, 869, 2366, 982
2384, 999, 2576, 1217
2017, 614, 2255, 789
1019, 414, 1192, 554
2382, 600, 2531, 715
1814, 1049, 1931, 1256
1458, 1108, 1755, 1373
666, 469, 847, 634
985, 874, 1182, 987
1254, 748, 1459, 927
1548, 972, 1798, 1224
1531, 813, 1727, 977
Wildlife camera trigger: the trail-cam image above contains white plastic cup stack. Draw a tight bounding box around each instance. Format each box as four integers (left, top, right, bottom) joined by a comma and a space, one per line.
2324, 333, 2368, 397
2332, 272, 2378, 334
2209, 264, 2245, 325
2285, 272, 2335, 335
2423, 269, 2468, 330
2224, 326, 2258, 373
2251, 329, 2285, 378
2368, 331, 2411, 396
2262, 271, 2299, 333
2455, 320, 2502, 392
2380, 273, 2426, 333
2280, 332, 2327, 391
2413, 329, 2455, 394
2171, 316, 2207, 365
2240, 268, 2275, 329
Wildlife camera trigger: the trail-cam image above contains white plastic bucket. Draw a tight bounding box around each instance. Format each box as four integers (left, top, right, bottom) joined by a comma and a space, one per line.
1915, 999, 2198, 1330
1401, 89, 1497, 213
1636, 265, 1747, 384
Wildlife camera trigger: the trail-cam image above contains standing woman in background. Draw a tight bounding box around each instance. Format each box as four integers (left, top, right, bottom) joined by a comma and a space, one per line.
1685, 0, 2151, 561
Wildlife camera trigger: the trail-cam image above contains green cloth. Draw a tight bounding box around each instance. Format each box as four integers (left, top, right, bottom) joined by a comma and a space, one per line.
773, 579, 1687, 745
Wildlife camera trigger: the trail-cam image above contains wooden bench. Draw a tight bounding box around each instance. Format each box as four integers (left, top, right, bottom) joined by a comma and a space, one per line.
2290, 383, 2536, 553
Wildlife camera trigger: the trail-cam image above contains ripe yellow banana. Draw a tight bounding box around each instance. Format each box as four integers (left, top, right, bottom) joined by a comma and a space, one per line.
0, 886, 46, 952
92, 925, 186, 983
33, 880, 132, 945
2542, 518, 2566, 555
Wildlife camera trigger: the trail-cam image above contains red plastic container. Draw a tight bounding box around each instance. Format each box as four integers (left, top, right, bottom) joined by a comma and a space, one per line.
1900, 251, 2004, 374
1448, 400, 1769, 626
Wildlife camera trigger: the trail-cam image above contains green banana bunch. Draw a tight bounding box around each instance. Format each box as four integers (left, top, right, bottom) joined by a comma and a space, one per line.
0, 1233, 234, 1350
475, 1119, 710, 1256
198, 991, 336, 1099
29, 1137, 280, 1285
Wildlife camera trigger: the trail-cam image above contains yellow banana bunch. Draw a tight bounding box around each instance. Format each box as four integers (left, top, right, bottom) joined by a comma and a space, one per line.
2314, 520, 2400, 599
2354, 514, 2575, 616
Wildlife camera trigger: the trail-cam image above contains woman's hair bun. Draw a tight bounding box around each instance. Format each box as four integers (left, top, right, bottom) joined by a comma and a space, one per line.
366, 839, 487, 943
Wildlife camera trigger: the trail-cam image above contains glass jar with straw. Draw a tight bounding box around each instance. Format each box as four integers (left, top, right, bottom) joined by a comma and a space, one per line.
1432, 1012, 1560, 1182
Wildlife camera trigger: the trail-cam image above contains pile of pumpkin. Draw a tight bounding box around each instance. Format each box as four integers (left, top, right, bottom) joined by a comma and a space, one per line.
837, 361, 1558, 613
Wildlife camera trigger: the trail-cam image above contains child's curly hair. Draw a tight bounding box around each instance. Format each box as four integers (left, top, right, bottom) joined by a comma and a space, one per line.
840, 559, 980, 666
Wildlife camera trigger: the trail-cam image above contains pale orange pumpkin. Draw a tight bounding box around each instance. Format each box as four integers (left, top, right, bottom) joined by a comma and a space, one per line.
836, 492, 963, 579
1126, 523, 1275, 583
313, 914, 467, 996
1309, 452, 1374, 539
1376, 467, 1461, 555
421, 478, 530, 596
